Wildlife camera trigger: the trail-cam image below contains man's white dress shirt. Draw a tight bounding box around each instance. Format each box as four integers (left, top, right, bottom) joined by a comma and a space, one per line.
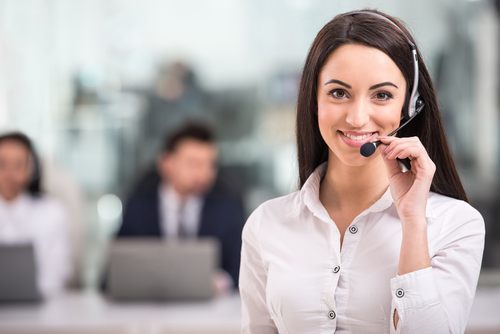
0, 193, 71, 297
239, 163, 485, 333
159, 184, 203, 239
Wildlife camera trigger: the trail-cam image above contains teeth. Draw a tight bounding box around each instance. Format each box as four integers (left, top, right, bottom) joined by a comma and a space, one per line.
343, 132, 374, 141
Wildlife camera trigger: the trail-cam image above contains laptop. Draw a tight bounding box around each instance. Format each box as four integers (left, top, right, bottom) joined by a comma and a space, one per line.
0, 244, 42, 303
106, 238, 219, 301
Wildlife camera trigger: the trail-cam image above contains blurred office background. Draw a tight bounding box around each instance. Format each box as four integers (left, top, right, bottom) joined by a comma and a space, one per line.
0, 0, 498, 326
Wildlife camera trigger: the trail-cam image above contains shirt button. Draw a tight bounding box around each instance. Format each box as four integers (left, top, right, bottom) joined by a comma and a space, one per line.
395, 288, 405, 298
349, 225, 358, 234
328, 310, 336, 319
333, 266, 340, 273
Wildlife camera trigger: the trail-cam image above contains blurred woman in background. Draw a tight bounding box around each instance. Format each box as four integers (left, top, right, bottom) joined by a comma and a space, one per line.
0, 131, 71, 297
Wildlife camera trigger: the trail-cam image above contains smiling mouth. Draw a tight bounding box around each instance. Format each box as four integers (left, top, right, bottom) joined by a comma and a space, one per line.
338, 130, 378, 141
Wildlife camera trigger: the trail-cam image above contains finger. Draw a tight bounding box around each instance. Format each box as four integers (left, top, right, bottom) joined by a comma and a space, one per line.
384, 145, 435, 178
385, 142, 417, 159
382, 150, 404, 178
388, 145, 426, 162
379, 136, 418, 144
379, 137, 419, 154
379, 136, 430, 165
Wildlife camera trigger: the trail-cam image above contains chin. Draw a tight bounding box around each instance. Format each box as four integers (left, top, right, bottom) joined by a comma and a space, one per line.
331, 147, 378, 168
189, 186, 208, 196
342, 158, 371, 167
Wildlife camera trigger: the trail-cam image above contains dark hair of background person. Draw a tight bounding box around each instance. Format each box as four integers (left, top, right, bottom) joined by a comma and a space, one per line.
162, 121, 216, 153
130, 121, 218, 195
0, 131, 43, 197
296, 9, 468, 202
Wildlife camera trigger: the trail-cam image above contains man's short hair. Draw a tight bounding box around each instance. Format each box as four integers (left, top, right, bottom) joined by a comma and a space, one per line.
162, 122, 215, 153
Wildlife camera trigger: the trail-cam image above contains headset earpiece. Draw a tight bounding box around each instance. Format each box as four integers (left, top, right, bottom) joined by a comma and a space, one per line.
415, 96, 424, 112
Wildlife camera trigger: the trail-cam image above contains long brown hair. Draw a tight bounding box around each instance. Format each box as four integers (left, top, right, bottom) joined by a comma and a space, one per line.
296, 9, 468, 202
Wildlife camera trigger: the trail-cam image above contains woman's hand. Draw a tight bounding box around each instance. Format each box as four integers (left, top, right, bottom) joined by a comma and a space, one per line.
378, 136, 436, 222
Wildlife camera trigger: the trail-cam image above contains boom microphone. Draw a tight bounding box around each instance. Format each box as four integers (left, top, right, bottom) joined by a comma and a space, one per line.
359, 100, 425, 158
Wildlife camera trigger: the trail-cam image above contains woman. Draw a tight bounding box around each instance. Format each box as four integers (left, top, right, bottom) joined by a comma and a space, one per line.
0, 131, 71, 297
239, 9, 485, 334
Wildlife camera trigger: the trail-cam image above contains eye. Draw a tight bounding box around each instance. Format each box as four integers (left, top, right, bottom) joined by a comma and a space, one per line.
329, 88, 349, 99
374, 91, 393, 101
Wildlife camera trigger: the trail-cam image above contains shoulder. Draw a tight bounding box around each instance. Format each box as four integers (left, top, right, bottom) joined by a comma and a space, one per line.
428, 192, 483, 221
32, 195, 67, 217
427, 192, 485, 237
125, 187, 158, 207
205, 189, 242, 207
243, 190, 302, 237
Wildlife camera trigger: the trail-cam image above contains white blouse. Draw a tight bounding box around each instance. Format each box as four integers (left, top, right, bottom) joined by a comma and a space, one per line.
239, 163, 485, 334
0, 193, 71, 297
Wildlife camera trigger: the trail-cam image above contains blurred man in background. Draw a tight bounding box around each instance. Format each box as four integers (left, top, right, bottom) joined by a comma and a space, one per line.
0, 131, 71, 297
117, 122, 245, 293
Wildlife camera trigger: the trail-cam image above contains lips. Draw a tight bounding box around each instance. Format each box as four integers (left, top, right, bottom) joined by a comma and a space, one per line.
338, 130, 378, 148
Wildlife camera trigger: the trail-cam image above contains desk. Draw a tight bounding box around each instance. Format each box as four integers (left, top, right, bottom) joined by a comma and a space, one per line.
0, 288, 498, 334
0, 291, 241, 334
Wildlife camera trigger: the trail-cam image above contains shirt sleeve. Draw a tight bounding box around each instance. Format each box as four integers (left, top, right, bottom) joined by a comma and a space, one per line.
239, 207, 278, 334
389, 204, 485, 334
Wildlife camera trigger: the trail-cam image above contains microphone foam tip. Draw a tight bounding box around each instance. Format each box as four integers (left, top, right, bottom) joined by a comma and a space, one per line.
360, 142, 377, 157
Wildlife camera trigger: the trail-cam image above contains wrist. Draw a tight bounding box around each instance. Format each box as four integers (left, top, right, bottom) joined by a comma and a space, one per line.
400, 217, 428, 237
400, 215, 427, 226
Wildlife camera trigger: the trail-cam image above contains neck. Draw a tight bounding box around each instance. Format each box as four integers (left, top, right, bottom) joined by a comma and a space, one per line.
0, 192, 23, 203
320, 153, 389, 212
163, 182, 188, 202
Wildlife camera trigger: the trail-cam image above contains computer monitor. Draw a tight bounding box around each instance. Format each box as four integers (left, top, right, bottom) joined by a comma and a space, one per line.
0, 243, 41, 303
107, 238, 219, 301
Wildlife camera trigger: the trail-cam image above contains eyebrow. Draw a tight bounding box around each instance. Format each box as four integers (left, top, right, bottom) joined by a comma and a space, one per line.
369, 81, 399, 90
324, 79, 399, 90
324, 79, 351, 88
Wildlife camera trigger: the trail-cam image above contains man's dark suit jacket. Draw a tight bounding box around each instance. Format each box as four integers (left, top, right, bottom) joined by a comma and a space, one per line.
117, 185, 245, 286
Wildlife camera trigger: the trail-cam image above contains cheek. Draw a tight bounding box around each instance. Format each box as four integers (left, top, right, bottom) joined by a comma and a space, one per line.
375, 108, 402, 131
17, 169, 30, 181
317, 104, 342, 134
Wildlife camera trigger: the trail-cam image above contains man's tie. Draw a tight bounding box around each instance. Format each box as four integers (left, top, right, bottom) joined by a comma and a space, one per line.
177, 202, 190, 239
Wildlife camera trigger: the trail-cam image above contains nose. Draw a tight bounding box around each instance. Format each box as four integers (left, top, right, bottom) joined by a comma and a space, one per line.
345, 99, 370, 128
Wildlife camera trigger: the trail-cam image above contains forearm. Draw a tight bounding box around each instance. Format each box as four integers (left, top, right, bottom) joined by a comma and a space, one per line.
398, 217, 431, 275
394, 217, 432, 330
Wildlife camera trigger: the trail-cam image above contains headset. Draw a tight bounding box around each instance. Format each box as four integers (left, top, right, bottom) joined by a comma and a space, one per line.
345, 11, 426, 163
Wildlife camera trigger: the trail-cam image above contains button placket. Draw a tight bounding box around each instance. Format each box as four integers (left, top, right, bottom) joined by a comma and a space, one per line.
340, 219, 362, 270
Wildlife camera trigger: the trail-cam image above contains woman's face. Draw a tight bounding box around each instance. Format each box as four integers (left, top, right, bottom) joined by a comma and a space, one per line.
317, 43, 407, 167
0, 140, 32, 201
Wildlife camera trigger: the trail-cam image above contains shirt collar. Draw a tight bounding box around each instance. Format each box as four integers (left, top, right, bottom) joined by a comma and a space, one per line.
300, 162, 332, 223
0, 193, 31, 209
159, 183, 201, 208
300, 162, 434, 222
